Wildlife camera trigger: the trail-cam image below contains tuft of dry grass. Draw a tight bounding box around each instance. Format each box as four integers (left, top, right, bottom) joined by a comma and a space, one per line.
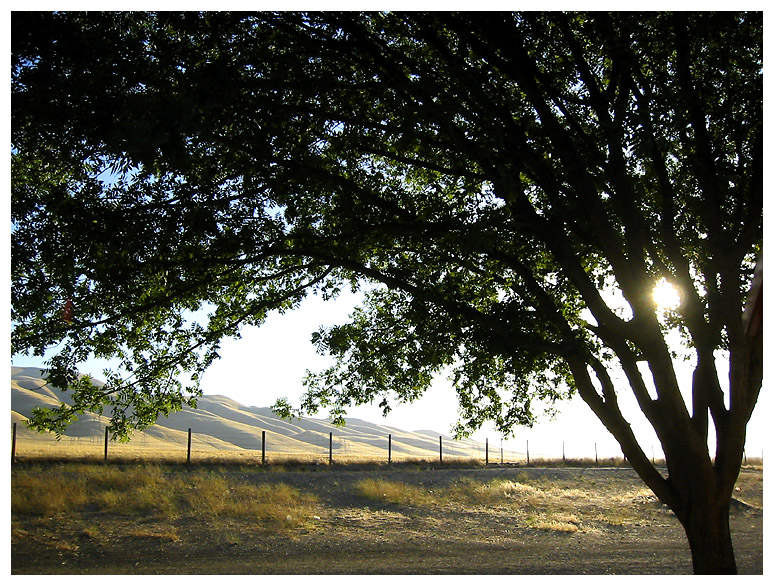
220, 482, 319, 528
127, 528, 181, 542
530, 511, 583, 532
531, 519, 580, 533
355, 478, 436, 506
469, 479, 541, 503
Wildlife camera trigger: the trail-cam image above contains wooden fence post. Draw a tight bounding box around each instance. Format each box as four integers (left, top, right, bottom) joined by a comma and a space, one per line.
485, 438, 489, 465
187, 428, 192, 464
439, 435, 443, 464
11, 422, 17, 462
526, 440, 530, 465
562, 441, 566, 464
329, 432, 333, 465
104, 426, 109, 463
388, 434, 392, 464
262, 431, 266, 466
595, 443, 598, 466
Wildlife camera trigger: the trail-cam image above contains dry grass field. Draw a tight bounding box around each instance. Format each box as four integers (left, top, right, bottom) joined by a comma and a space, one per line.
10, 460, 763, 574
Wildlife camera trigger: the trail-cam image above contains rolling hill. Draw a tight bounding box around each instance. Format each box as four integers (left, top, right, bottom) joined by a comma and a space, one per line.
11, 366, 487, 461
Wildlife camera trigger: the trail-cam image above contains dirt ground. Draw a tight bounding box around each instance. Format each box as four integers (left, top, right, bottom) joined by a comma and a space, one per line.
11, 464, 763, 575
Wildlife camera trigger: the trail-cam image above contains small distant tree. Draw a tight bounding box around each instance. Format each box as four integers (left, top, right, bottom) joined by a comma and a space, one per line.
12, 12, 761, 573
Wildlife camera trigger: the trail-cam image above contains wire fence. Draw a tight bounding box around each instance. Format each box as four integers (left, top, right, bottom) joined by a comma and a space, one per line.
10, 420, 655, 466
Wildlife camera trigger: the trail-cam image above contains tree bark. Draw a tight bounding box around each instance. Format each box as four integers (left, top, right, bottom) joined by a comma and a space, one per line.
571, 353, 744, 574
680, 495, 737, 574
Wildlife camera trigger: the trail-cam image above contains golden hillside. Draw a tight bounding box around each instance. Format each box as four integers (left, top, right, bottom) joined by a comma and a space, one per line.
11, 366, 488, 462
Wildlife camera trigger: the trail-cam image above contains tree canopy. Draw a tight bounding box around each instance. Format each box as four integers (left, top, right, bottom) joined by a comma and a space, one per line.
12, 12, 762, 573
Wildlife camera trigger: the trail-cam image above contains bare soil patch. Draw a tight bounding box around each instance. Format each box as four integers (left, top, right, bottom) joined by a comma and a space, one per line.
11, 463, 763, 574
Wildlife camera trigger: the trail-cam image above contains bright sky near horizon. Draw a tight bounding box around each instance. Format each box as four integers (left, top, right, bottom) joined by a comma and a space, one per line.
195, 290, 767, 460
12, 287, 765, 461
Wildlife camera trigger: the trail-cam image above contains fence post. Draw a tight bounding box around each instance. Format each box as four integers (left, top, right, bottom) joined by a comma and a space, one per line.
526, 440, 529, 465
329, 432, 333, 465
439, 435, 443, 464
485, 438, 489, 465
11, 422, 17, 462
595, 443, 598, 466
187, 428, 192, 464
104, 426, 109, 463
262, 431, 266, 466
562, 441, 566, 464
388, 434, 392, 464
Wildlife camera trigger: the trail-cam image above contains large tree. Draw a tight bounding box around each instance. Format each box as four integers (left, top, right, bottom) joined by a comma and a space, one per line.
12, 12, 762, 574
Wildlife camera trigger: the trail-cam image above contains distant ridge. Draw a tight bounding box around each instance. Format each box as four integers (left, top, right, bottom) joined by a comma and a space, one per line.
11, 366, 483, 459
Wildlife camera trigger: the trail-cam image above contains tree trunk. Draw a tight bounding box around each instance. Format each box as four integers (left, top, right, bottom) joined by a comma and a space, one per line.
680, 496, 737, 574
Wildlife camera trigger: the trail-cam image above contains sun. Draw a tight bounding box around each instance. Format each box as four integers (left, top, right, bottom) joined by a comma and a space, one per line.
652, 279, 681, 310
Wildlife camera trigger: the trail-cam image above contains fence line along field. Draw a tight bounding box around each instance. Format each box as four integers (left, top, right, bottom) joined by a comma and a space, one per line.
13, 420, 650, 467
12, 366, 636, 465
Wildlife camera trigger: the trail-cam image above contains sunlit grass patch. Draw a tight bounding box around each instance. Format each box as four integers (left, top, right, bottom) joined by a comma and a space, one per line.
553, 512, 582, 525
11, 465, 89, 516
531, 518, 580, 533
179, 471, 231, 515
128, 528, 180, 542
469, 479, 542, 504
452, 475, 663, 533
548, 486, 591, 500
11, 463, 320, 530
75, 462, 166, 490
11, 463, 183, 517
